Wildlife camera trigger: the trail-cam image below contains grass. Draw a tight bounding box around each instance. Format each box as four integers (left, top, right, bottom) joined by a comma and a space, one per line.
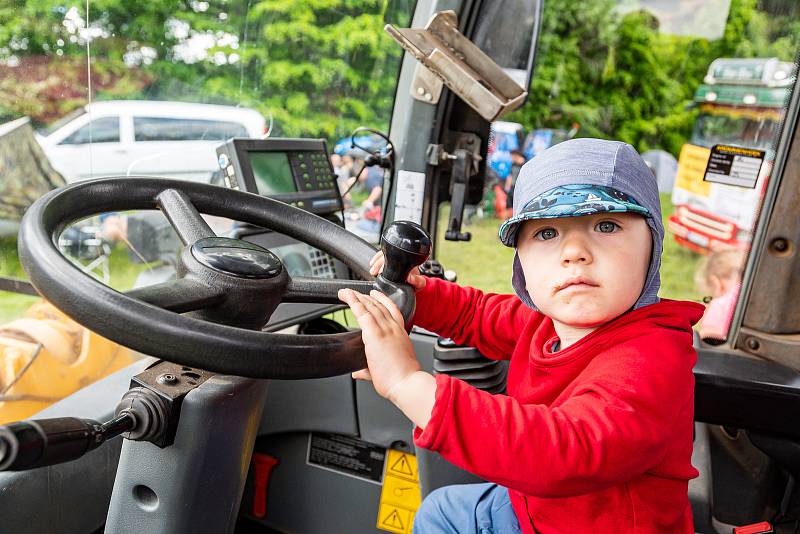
0, 235, 154, 323
434, 193, 703, 302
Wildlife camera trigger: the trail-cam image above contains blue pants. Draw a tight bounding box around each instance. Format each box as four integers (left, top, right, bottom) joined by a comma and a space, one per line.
412, 483, 521, 534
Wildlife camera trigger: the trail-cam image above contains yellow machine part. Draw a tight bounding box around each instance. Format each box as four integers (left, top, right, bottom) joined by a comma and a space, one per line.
0, 301, 137, 424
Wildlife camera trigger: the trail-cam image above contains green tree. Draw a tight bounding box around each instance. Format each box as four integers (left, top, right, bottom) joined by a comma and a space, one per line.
0, 0, 412, 140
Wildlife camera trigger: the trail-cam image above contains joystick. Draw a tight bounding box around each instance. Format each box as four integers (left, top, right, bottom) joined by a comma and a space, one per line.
379, 220, 432, 284
373, 221, 431, 327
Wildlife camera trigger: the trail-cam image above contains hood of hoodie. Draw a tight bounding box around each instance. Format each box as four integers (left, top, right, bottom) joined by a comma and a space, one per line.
503, 138, 664, 311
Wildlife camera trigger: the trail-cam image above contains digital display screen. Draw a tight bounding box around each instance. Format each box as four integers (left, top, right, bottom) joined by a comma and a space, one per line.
248, 151, 296, 195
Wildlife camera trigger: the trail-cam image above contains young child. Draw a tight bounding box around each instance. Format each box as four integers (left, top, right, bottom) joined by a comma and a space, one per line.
695, 249, 745, 343
338, 138, 705, 533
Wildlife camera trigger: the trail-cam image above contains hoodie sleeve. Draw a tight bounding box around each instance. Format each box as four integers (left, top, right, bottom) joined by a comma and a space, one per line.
414, 330, 697, 497
413, 276, 539, 361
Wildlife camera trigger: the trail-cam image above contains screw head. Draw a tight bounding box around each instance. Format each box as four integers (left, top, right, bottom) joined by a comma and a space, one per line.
157, 373, 178, 385
746, 338, 760, 351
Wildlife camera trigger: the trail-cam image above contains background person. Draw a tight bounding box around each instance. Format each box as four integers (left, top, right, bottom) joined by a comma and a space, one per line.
694, 249, 745, 344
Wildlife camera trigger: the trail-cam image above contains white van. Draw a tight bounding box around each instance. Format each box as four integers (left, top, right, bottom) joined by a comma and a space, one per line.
37, 100, 267, 183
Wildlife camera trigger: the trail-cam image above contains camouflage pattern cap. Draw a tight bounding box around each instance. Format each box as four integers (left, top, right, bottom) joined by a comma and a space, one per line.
498, 184, 649, 246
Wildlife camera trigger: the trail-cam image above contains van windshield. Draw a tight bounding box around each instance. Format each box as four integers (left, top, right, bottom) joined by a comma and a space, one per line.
691, 111, 783, 150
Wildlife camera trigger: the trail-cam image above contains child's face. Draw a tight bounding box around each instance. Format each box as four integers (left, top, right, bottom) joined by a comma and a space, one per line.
516, 213, 652, 329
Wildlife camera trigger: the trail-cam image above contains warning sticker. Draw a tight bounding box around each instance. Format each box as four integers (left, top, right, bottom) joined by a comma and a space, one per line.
378, 503, 412, 533
387, 450, 418, 482
703, 144, 764, 189
306, 433, 385, 484
377, 450, 421, 533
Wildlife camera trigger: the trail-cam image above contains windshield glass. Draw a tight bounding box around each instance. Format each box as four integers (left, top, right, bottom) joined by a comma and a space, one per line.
0, 0, 415, 423
691, 109, 783, 150
436, 0, 800, 349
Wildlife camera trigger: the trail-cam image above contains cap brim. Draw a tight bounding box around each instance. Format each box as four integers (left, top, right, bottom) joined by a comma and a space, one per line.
499, 202, 650, 247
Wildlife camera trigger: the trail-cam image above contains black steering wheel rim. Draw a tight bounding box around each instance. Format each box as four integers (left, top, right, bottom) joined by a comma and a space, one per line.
18, 176, 385, 379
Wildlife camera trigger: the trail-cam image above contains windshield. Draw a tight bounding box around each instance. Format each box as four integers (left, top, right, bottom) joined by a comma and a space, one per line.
437, 0, 800, 350
0, 0, 415, 423
691, 109, 784, 150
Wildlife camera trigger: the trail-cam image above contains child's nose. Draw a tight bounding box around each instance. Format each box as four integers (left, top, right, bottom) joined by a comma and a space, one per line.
560, 235, 592, 264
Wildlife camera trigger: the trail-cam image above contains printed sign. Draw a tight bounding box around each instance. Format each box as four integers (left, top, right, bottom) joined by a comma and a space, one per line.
703, 144, 765, 189
306, 433, 386, 484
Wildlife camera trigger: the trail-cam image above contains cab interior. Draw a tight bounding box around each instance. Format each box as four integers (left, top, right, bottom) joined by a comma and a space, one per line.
1, 1, 800, 533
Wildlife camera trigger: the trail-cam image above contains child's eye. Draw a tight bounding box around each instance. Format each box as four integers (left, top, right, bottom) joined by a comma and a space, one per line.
535, 227, 558, 240
596, 221, 619, 233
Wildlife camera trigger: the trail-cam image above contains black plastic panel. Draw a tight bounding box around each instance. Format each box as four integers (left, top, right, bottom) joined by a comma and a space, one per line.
694, 349, 800, 439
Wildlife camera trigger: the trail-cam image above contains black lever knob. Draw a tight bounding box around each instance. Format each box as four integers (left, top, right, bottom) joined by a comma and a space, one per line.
380, 221, 432, 284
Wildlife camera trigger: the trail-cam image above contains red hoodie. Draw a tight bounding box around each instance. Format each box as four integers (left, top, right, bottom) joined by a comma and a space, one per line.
412, 277, 705, 534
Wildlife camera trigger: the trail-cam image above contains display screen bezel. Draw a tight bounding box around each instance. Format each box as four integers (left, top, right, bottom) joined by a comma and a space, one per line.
228, 137, 331, 198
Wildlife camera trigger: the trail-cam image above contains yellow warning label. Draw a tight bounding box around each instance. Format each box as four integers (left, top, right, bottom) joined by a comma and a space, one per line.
377, 450, 421, 533
386, 450, 417, 482
382, 473, 422, 510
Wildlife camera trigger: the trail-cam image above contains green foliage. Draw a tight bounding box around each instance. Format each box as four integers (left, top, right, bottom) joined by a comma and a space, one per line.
1, 0, 800, 149
510, 0, 800, 157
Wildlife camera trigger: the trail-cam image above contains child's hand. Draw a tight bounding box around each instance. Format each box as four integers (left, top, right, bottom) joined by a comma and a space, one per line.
338, 288, 421, 402
369, 251, 427, 290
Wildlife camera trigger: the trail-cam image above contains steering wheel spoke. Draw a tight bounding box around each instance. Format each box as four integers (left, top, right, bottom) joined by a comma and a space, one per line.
126, 278, 224, 313
284, 276, 374, 304
156, 188, 216, 245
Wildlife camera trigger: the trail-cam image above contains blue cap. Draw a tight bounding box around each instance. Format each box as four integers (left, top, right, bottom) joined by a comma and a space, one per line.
499, 138, 663, 311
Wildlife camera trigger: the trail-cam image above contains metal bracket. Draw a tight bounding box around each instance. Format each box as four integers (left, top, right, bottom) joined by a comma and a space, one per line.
386, 10, 528, 121
411, 63, 444, 105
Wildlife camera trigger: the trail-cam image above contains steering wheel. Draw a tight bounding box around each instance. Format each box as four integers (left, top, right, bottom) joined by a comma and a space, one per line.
18, 177, 431, 379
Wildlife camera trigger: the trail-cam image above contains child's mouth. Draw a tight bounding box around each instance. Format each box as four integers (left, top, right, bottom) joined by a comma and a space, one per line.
556, 277, 598, 292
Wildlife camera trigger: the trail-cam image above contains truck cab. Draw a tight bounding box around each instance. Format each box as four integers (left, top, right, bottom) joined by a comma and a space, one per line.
1, 1, 800, 533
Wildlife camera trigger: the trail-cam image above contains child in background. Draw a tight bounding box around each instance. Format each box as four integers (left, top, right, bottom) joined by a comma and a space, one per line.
695, 249, 746, 343
339, 138, 705, 533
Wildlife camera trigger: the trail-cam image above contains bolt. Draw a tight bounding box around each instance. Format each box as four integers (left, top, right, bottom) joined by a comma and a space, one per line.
424, 93, 432, 101
157, 373, 178, 385
746, 338, 760, 351
416, 87, 425, 95
770, 238, 789, 253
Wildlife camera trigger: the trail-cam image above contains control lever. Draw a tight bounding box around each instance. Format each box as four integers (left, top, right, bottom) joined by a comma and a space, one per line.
445, 148, 476, 241
0, 412, 135, 471
374, 220, 432, 327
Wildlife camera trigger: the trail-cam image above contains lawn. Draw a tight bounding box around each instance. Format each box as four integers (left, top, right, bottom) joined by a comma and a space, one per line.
0, 235, 154, 323
435, 193, 703, 302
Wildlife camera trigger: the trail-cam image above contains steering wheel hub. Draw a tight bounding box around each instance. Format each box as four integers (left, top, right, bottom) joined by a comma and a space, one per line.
190, 237, 283, 279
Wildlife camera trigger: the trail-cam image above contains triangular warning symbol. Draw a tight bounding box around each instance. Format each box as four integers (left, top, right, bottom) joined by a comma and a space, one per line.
390, 455, 414, 477
586, 193, 601, 201
381, 509, 405, 529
